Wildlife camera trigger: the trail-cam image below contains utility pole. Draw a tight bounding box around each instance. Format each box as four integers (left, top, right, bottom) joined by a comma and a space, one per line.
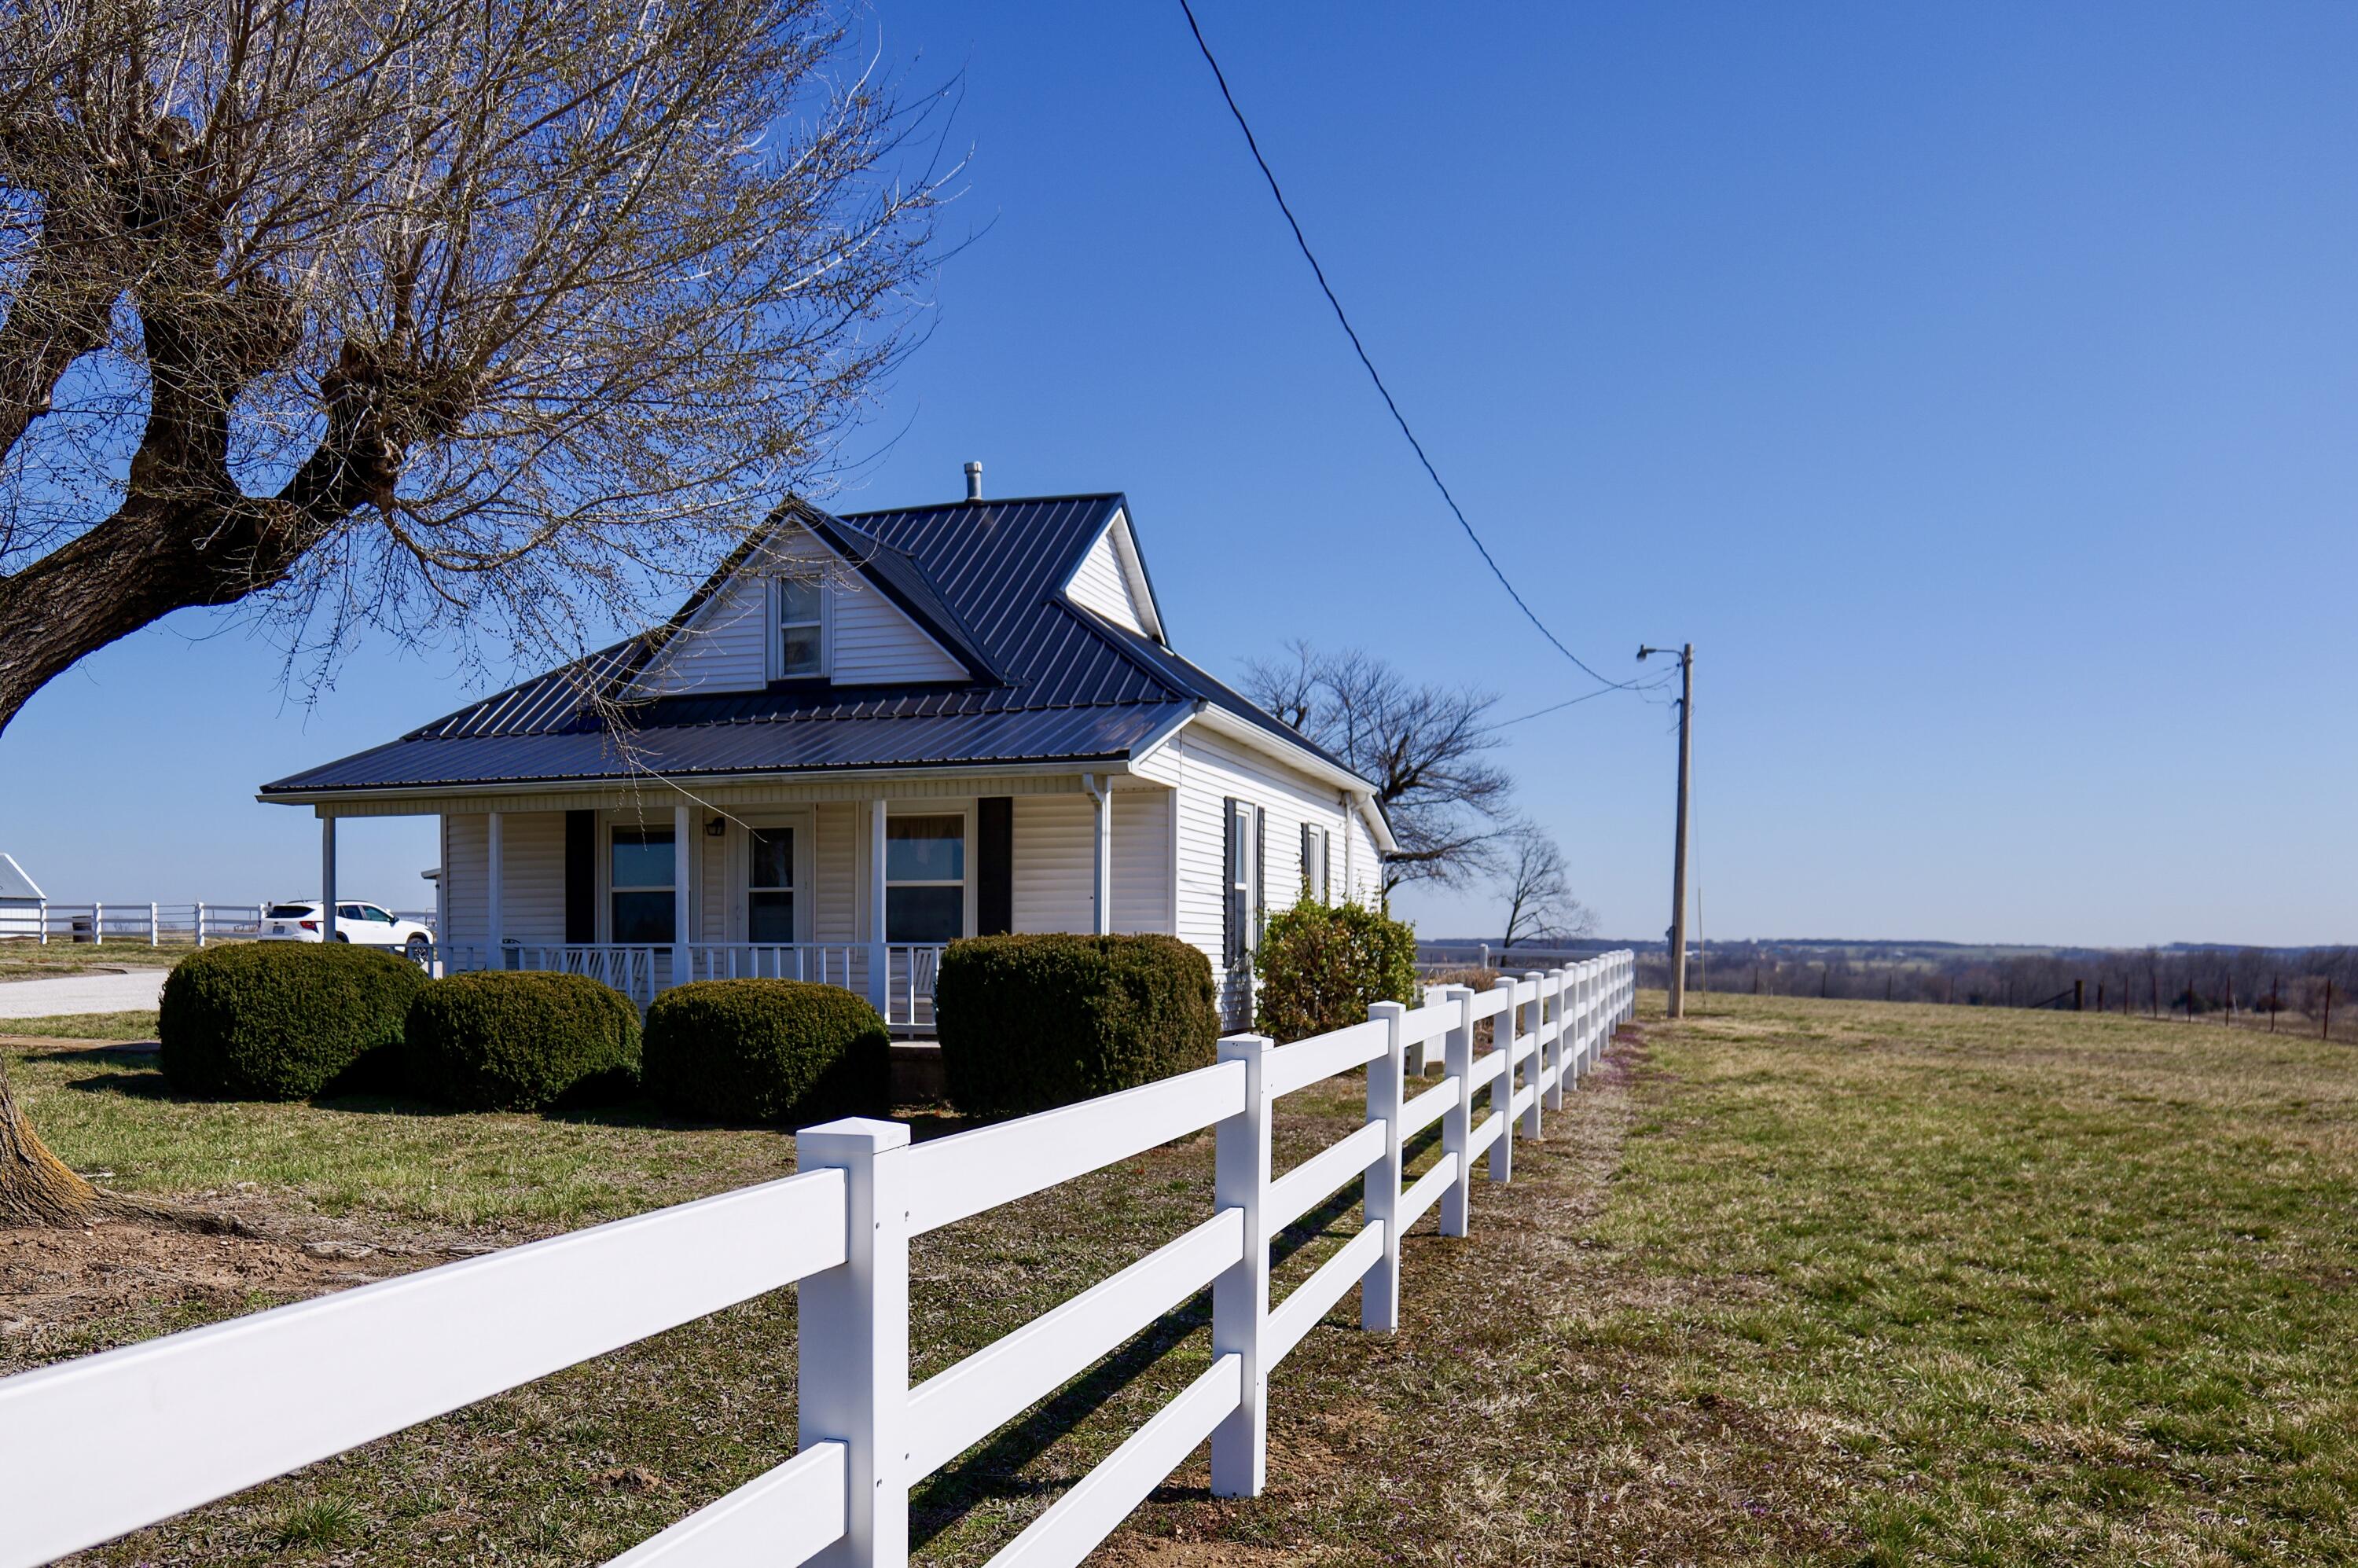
1640, 642, 1695, 1018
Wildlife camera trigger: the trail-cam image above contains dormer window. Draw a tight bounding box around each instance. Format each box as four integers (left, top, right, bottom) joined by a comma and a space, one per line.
777, 577, 825, 678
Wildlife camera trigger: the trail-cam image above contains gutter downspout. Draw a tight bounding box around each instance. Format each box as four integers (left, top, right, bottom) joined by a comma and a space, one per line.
1081, 773, 1112, 935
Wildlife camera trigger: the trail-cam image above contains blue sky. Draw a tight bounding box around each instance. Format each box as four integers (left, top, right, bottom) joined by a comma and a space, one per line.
4, 2, 2353, 946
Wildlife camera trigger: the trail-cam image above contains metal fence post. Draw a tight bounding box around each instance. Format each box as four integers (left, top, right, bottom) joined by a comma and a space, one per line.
1440, 985, 1475, 1238
1211, 1033, 1273, 1498
1362, 1001, 1405, 1333
797, 1117, 912, 1568
1488, 978, 1516, 1183
195, 902, 207, 948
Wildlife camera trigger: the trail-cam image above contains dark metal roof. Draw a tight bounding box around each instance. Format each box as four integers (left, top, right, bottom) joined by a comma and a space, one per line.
259, 493, 1361, 797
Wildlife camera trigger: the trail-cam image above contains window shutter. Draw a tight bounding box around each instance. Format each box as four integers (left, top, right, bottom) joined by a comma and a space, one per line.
976, 798, 1013, 936
564, 810, 595, 943
1222, 797, 1240, 969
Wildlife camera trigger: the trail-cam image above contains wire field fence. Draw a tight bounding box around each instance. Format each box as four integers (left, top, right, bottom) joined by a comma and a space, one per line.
0, 953, 1635, 1568
0, 902, 436, 946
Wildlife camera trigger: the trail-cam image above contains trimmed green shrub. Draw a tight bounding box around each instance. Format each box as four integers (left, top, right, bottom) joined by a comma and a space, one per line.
642, 979, 890, 1125
403, 971, 641, 1111
935, 934, 1218, 1118
160, 941, 427, 1100
1254, 899, 1419, 1043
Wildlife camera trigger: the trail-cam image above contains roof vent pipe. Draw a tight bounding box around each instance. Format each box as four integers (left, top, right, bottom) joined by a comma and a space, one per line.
963, 461, 983, 502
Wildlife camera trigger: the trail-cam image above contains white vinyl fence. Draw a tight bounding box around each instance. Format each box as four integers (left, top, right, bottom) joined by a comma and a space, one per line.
0, 952, 1636, 1568
0, 902, 435, 946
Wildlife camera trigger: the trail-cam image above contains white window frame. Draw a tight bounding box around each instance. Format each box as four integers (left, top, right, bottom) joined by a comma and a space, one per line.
883, 800, 975, 944
1228, 799, 1257, 963
1302, 824, 1330, 904
771, 574, 829, 681
604, 822, 678, 945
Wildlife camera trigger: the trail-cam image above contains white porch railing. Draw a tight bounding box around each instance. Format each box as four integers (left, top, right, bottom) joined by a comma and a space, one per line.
0, 953, 1636, 1568
438, 942, 947, 1028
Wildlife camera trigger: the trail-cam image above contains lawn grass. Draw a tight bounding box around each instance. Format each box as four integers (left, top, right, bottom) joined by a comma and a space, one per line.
1589, 993, 2358, 1565
0, 1009, 160, 1041
0, 939, 186, 979
10, 995, 2358, 1566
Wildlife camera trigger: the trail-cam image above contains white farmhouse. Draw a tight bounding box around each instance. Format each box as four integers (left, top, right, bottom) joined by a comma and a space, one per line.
259, 485, 1394, 1030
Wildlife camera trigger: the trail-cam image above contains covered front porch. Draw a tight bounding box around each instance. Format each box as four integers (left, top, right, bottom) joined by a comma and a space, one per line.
312, 769, 1176, 1031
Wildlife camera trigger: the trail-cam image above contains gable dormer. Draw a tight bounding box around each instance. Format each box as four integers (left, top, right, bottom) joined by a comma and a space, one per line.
1062, 508, 1165, 644
637, 519, 968, 696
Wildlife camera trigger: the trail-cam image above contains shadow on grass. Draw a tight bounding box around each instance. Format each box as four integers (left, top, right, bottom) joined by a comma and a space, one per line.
910, 1173, 1371, 1545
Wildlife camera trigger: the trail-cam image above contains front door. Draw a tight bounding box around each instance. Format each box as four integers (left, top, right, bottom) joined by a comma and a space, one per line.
747, 826, 795, 942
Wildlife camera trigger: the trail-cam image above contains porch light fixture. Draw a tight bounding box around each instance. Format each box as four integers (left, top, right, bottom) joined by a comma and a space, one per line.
706, 817, 726, 837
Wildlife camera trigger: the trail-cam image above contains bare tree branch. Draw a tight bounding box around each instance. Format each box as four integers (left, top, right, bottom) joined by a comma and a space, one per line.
1494, 817, 1596, 952
0, 0, 952, 729
1241, 638, 1512, 894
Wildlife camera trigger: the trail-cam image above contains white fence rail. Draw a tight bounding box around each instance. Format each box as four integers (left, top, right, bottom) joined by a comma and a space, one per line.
0, 902, 436, 946
0, 952, 1636, 1568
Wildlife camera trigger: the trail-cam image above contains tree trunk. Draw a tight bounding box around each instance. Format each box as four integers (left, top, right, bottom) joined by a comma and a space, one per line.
0, 1055, 101, 1228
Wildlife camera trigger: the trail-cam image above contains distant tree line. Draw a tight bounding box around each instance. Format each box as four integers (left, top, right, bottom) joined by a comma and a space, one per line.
1636, 942, 2356, 1037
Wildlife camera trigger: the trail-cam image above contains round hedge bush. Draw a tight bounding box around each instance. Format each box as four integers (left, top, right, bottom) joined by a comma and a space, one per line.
935, 934, 1217, 1118
641, 979, 890, 1125
160, 941, 427, 1100
403, 971, 641, 1111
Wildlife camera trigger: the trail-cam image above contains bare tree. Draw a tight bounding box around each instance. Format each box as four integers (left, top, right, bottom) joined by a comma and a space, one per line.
1241, 640, 1511, 893
1495, 818, 1595, 952
0, 0, 949, 727
0, 0, 944, 1223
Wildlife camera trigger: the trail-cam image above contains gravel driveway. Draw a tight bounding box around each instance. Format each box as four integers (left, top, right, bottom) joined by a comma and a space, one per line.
0, 969, 169, 1017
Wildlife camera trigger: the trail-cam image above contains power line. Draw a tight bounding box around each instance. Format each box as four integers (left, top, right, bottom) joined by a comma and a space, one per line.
1490, 670, 1677, 731
1177, 0, 1639, 695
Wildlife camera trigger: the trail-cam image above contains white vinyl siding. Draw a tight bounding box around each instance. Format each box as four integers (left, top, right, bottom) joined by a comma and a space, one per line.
442, 815, 486, 946
701, 823, 729, 942
1170, 727, 1361, 1022
632, 520, 964, 694
636, 572, 769, 696
1066, 527, 1146, 634
441, 811, 565, 946
829, 575, 964, 683
814, 802, 859, 940
1111, 790, 1173, 934
1012, 794, 1094, 934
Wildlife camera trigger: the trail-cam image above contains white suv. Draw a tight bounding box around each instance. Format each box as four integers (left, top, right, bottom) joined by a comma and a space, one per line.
262, 901, 435, 964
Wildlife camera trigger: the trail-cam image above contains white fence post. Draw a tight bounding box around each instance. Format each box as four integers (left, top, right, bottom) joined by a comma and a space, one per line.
1210, 1033, 1272, 1498
36, 898, 46, 946
1361, 1001, 1405, 1333
1487, 978, 1515, 1184
149, 903, 159, 947
796, 1118, 912, 1568
1543, 969, 1566, 1113
1440, 985, 1475, 1238
194, 902, 207, 948
92, 900, 103, 946
1520, 972, 1545, 1140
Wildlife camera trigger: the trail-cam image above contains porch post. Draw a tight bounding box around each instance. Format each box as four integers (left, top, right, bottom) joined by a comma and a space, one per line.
673, 802, 692, 988
320, 816, 337, 942
486, 810, 505, 961
869, 797, 889, 1012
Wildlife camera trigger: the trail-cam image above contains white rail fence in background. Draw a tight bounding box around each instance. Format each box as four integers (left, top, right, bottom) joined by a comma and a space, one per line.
0, 952, 1636, 1568
0, 902, 436, 946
